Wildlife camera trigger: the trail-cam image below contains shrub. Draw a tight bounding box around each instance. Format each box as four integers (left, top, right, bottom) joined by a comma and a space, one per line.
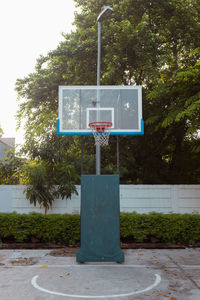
120, 212, 200, 244
0, 212, 80, 245
0, 212, 200, 245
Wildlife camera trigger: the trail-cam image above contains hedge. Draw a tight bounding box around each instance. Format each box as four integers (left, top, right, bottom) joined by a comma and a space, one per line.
0, 212, 200, 245
120, 212, 200, 245
0, 213, 80, 245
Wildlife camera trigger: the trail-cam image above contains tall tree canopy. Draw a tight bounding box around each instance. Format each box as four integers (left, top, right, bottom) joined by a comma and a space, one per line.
16, 0, 200, 183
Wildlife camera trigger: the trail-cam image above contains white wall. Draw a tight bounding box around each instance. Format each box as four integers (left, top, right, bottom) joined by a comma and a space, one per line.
120, 185, 200, 214
11, 185, 81, 214
0, 186, 13, 212
0, 185, 200, 214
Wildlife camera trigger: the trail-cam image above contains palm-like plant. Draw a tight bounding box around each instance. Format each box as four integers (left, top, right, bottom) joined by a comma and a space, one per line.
22, 161, 78, 214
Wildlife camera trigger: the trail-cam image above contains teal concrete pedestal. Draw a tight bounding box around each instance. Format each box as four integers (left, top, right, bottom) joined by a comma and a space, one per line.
76, 175, 124, 263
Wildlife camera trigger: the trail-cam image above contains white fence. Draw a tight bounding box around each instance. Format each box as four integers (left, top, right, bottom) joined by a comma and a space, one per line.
0, 185, 200, 214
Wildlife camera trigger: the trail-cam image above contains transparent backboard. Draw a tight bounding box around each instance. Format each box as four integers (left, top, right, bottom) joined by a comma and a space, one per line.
57, 86, 144, 135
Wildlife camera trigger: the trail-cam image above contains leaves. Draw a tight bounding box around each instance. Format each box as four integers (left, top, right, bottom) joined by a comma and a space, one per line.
59, 272, 70, 278
0, 150, 25, 185
120, 212, 200, 245
1, 211, 200, 246
14, 0, 200, 184
22, 161, 78, 214
10, 257, 36, 265
0, 212, 81, 245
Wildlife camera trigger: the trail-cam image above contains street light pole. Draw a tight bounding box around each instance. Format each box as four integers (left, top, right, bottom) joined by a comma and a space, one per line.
97, 21, 101, 87
96, 6, 113, 175
96, 21, 101, 175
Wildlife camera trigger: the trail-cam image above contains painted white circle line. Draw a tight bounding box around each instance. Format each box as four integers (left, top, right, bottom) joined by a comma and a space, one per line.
31, 273, 161, 299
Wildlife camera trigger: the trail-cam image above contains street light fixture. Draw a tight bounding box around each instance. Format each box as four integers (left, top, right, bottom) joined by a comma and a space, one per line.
96, 6, 113, 175
97, 6, 113, 86
97, 6, 114, 23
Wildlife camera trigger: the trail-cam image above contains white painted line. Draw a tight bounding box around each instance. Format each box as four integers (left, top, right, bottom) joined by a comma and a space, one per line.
31, 273, 161, 298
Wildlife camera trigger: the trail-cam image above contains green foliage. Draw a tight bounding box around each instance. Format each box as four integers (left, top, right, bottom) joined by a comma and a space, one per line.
22, 162, 55, 214
0, 213, 80, 244
22, 161, 78, 214
54, 162, 79, 200
147, 54, 200, 136
15, 0, 200, 183
0, 150, 78, 214
1, 212, 200, 245
120, 212, 200, 245
0, 150, 25, 185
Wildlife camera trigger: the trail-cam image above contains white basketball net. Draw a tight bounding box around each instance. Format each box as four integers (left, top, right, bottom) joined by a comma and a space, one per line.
89, 122, 112, 146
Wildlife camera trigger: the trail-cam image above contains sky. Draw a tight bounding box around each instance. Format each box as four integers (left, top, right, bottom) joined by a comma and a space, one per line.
0, 0, 76, 146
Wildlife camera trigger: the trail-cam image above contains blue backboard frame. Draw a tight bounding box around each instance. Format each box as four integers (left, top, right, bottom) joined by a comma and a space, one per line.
57, 119, 144, 135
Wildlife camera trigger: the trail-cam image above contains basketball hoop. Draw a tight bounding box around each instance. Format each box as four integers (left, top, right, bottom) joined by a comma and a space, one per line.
89, 122, 112, 146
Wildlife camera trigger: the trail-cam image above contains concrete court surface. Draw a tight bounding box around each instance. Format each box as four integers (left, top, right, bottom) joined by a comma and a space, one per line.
0, 248, 200, 300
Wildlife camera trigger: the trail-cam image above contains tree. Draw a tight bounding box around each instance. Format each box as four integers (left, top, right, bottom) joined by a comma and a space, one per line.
0, 150, 25, 185
22, 160, 78, 214
15, 0, 200, 184
144, 48, 200, 183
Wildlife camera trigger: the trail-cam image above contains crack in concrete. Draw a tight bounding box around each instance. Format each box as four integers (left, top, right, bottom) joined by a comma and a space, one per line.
167, 255, 200, 290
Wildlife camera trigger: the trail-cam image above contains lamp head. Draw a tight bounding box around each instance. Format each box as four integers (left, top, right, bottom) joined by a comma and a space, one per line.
97, 6, 113, 22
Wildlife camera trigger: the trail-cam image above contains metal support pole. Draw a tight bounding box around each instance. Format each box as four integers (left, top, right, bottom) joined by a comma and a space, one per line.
117, 136, 120, 174
81, 136, 84, 174
96, 21, 101, 175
